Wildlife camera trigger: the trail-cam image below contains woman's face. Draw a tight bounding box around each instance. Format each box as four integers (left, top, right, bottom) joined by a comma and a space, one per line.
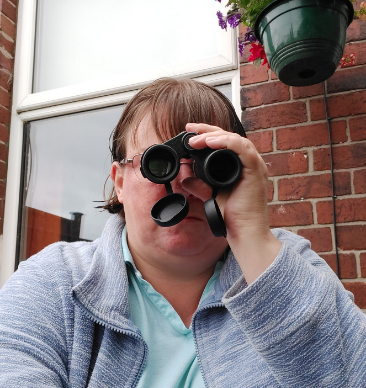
111, 114, 228, 275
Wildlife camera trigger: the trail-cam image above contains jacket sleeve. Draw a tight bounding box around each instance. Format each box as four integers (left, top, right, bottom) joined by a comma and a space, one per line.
222, 229, 366, 387
0, 258, 69, 387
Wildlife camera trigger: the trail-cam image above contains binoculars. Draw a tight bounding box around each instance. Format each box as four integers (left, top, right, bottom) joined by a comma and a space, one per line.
140, 131, 242, 237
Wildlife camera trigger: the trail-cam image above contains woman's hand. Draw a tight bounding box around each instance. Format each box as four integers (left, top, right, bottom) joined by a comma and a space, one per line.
183, 123, 281, 284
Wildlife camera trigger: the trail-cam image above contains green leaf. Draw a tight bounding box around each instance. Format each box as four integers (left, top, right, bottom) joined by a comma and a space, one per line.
254, 57, 261, 67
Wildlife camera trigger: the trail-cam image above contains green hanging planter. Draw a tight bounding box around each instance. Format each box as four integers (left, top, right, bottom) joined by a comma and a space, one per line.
254, 0, 354, 86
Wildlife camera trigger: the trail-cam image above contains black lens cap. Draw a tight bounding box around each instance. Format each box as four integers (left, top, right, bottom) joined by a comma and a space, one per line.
204, 198, 227, 237
151, 193, 189, 227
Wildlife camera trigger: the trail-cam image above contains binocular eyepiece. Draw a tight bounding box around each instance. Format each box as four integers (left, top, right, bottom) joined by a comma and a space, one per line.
140, 131, 242, 237
141, 132, 241, 188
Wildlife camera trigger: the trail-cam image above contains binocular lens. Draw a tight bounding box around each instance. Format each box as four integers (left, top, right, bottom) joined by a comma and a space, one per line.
205, 150, 241, 187
148, 157, 172, 178
141, 145, 180, 183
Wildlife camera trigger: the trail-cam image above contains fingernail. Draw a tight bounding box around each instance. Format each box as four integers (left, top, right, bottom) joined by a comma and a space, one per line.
189, 136, 199, 143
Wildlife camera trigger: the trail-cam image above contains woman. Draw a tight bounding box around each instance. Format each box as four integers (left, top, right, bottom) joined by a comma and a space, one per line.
0, 78, 365, 387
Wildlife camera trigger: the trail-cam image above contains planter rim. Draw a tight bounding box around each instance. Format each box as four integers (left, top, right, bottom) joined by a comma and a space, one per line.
254, 0, 354, 43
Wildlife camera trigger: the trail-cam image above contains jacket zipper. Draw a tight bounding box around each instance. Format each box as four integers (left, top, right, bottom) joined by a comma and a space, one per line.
191, 302, 225, 388
75, 299, 148, 388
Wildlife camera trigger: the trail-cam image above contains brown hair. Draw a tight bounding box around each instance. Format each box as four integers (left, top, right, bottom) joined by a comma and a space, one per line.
104, 77, 246, 216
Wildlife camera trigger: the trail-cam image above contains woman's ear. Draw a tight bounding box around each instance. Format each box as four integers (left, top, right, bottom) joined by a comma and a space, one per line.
110, 162, 124, 203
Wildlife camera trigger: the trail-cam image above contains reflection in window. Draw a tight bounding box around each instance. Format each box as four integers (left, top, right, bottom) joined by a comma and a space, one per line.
19, 105, 124, 261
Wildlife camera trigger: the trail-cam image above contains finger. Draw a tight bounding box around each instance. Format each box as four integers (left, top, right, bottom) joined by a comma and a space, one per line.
181, 177, 212, 202
187, 130, 227, 150
185, 123, 223, 134
204, 134, 267, 173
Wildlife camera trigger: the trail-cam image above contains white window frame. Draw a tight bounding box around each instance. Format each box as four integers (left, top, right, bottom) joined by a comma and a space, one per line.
0, 0, 241, 286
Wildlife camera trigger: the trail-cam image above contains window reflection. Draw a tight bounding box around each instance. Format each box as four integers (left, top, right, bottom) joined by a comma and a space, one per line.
19, 105, 124, 261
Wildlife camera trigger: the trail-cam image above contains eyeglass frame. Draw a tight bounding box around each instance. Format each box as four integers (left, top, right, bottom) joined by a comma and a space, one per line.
117, 152, 194, 180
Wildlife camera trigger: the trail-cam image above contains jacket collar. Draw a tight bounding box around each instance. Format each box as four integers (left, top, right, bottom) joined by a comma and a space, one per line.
73, 214, 243, 330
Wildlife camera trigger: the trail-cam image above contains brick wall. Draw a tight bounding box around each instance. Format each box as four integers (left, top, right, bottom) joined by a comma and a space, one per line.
0, 0, 16, 235
240, 19, 366, 310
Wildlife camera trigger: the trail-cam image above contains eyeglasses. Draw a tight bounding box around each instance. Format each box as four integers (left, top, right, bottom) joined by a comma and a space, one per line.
119, 152, 194, 181
119, 153, 144, 180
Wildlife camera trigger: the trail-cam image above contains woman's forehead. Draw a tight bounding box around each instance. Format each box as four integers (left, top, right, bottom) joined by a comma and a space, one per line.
127, 114, 163, 154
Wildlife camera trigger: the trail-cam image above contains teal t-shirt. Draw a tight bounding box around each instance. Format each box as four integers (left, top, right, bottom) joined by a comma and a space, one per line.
121, 227, 223, 388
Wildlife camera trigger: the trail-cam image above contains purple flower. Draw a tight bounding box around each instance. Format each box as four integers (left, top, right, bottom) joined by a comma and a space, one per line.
238, 37, 245, 56
244, 27, 258, 43
215, 0, 222, 2
227, 12, 241, 28
216, 11, 227, 30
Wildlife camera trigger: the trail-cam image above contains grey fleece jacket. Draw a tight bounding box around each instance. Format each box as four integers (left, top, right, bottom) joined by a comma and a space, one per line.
0, 214, 366, 387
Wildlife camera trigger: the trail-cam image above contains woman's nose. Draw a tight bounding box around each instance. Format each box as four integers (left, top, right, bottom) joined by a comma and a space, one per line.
178, 159, 194, 179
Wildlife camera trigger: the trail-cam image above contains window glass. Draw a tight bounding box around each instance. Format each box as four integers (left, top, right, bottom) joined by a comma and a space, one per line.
33, 0, 222, 92
19, 105, 123, 260
216, 84, 232, 101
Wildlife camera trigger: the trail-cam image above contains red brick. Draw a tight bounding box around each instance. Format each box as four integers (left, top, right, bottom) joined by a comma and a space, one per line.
239, 46, 251, 64
337, 225, 366, 250
0, 86, 10, 108
0, 180, 5, 198
268, 179, 274, 202
0, 31, 14, 55
313, 143, 366, 171
268, 201, 313, 227
327, 65, 366, 94
310, 90, 366, 121
0, 104, 10, 126
240, 81, 290, 108
242, 101, 307, 131
0, 198, 3, 219
321, 253, 358, 278
298, 227, 333, 252
0, 160, 6, 179
354, 169, 366, 193
247, 130, 273, 153
278, 172, 351, 200
276, 121, 347, 150
240, 63, 269, 85
0, 50, 13, 72
0, 68, 12, 91
292, 83, 324, 99
262, 151, 308, 177
310, 98, 326, 121
349, 116, 366, 141
0, 139, 8, 160
360, 252, 366, 277
342, 282, 366, 309
343, 41, 366, 66
270, 70, 278, 80
346, 18, 366, 42
0, 123, 8, 142
317, 197, 366, 224
1, 0, 17, 23
0, 13, 15, 38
